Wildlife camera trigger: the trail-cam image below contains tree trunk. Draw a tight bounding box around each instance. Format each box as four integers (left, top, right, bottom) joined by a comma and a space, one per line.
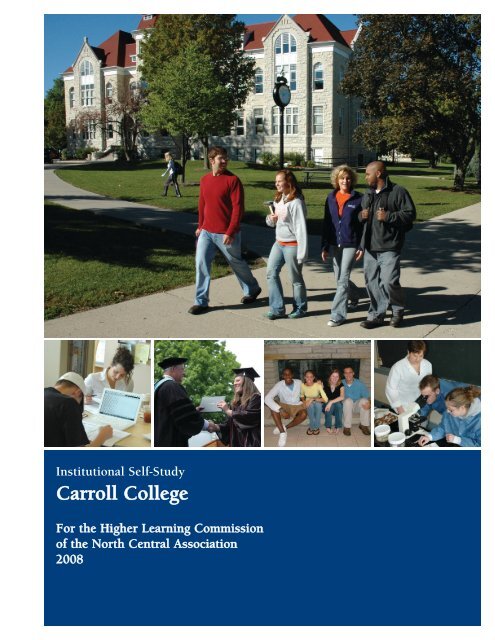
453, 138, 476, 191
202, 136, 209, 169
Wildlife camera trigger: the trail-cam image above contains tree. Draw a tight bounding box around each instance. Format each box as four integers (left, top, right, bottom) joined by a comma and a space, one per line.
74, 84, 147, 161
342, 15, 480, 189
154, 340, 240, 409
141, 43, 233, 178
44, 77, 66, 150
140, 14, 256, 170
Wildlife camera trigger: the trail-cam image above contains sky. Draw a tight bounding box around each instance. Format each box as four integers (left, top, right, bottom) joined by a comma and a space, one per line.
44, 13, 358, 95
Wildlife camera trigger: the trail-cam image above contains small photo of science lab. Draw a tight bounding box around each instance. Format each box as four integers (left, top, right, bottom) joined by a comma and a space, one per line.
264, 340, 372, 448
153, 339, 264, 448
44, 339, 152, 448
374, 340, 481, 448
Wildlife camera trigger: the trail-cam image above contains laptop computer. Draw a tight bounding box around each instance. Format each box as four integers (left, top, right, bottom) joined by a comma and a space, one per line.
83, 388, 142, 430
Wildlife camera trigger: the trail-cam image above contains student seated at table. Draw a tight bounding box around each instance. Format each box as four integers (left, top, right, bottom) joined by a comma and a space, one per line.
85, 346, 134, 402
418, 386, 481, 447
385, 340, 432, 414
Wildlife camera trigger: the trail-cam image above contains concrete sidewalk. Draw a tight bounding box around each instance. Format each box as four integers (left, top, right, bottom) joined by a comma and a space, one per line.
44, 165, 480, 338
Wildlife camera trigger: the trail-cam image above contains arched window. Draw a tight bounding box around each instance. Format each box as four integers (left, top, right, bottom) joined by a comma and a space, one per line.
275, 33, 296, 54
80, 60, 93, 76
105, 82, 113, 102
80, 59, 94, 106
255, 68, 263, 94
69, 87, 75, 108
313, 63, 324, 91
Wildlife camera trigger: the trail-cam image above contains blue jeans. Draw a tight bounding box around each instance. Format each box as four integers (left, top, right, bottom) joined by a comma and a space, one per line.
306, 402, 323, 429
324, 402, 343, 428
266, 242, 307, 315
195, 231, 259, 306
363, 250, 404, 320
330, 246, 360, 322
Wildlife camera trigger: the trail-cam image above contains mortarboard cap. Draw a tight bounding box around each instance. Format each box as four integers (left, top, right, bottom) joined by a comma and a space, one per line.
232, 367, 260, 381
158, 357, 188, 369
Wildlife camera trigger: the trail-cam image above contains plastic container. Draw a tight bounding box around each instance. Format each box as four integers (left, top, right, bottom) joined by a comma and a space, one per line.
388, 432, 406, 447
374, 424, 391, 443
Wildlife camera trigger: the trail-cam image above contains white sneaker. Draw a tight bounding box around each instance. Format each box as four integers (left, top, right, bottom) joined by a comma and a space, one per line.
273, 426, 282, 435
278, 431, 288, 447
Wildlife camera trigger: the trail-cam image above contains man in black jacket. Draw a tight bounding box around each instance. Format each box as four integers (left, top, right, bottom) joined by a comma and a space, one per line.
359, 161, 416, 328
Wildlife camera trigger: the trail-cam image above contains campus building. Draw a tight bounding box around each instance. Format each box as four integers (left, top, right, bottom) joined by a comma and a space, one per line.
62, 14, 373, 165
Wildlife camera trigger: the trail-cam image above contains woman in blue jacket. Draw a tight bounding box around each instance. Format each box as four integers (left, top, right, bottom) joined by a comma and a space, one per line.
418, 386, 481, 447
321, 165, 364, 327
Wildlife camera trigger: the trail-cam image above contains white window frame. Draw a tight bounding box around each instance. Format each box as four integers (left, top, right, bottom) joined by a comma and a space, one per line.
313, 63, 324, 91
69, 87, 75, 108
313, 106, 323, 134
255, 68, 263, 94
254, 108, 264, 134
235, 111, 245, 136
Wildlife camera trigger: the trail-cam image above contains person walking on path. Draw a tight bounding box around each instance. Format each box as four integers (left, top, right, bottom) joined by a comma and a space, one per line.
359, 161, 416, 329
321, 164, 364, 327
189, 146, 261, 315
265, 169, 308, 320
161, 152, 182, 198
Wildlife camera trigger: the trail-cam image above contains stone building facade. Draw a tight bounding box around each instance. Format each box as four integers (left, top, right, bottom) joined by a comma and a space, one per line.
62, 14, 372, 165
264, 341, 372, 423
213, 14, 373, 166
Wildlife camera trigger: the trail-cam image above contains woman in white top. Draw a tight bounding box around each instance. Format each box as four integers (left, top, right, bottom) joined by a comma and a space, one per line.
385, 340, 432, 413
265, 169, 308, 320
84, 346, 135, 402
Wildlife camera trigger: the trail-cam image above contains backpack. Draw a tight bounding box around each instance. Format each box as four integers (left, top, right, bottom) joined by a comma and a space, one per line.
173, 160, 183, 176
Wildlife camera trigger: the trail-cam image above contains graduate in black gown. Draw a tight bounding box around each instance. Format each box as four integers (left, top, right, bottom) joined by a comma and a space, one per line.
154, 357, 217, 447
213, 368, 262, 447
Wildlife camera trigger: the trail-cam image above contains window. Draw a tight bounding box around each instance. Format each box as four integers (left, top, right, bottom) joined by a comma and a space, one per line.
105, 82, 113, 103
285, 106, 299, 135
130, 55, 137, 63
107, 123, 113, 139
356, 110, 363, 126
235, 111, 244, 136
275, 33, 296, 54
80, 60, 93, 76
272, 106, 299, 136
69, 87, 75, 108
338, 107, 344, 135
80, 83, 94, 106
254, 108, 264, 133
255, 68, 263, 94
313, 106, 323, 134
313, 63, 324, 91
339, 66, 345, 82
83, 120, 96, 141
275, 64, 297, 91
272, 107, 279, 135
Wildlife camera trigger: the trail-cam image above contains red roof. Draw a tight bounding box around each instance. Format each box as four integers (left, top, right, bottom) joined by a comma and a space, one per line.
137, 15, 158, 30
244, 14, 353, 51
341, 28, 359, 47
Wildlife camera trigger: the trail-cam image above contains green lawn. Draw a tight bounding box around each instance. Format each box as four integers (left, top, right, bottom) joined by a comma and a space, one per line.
55, 159, 480, 235
45, 202, 262, 320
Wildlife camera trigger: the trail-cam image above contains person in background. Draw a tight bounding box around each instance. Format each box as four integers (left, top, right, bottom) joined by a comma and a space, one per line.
213, 368, 261, 447
154, 357, 217, 447
359, 161, 416, 328
45, 372, 112, 447
189, 146, 261, 315
85, 346, 134, 402
161, 151, 182, 197
264, 367, 308, 447
418, 386, 481, 447
323, 369, 345, 434
385, 340, 432, 414
265, 169, 308, 319
321, 164, 364, 327
301, 370, 328, 435
342, 366, 371, 437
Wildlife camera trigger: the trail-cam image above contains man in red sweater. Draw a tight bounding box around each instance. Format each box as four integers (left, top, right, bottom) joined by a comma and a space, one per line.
189, 146, 262, 314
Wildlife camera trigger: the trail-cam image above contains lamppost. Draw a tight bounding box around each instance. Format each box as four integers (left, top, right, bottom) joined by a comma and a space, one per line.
273, 75, 291, 169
